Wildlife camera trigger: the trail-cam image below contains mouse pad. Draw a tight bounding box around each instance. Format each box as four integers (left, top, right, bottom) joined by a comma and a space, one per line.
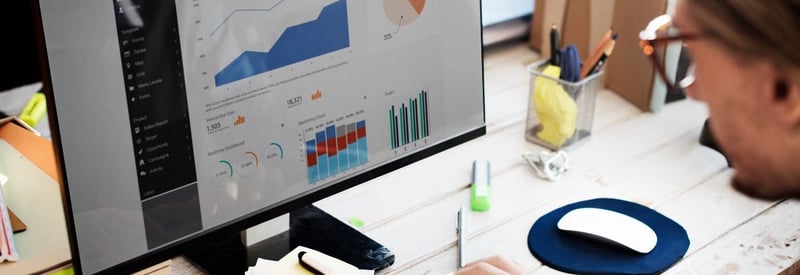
528, 198, 689, 274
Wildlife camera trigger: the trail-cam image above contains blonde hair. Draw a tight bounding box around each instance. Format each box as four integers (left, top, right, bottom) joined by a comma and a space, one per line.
687, 0, 800, 80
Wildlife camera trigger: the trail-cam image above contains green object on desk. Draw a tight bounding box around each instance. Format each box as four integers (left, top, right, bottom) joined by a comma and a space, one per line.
348, 217, 364, 228
50, 266, 74, 275
470, 160, 491, 211
20, 92, 46, 127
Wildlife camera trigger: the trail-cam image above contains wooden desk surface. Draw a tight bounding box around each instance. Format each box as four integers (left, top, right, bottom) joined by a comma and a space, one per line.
170, 41, 800, 274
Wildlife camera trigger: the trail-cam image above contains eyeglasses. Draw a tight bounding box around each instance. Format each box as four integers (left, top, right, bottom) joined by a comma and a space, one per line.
639, 14, 699, 91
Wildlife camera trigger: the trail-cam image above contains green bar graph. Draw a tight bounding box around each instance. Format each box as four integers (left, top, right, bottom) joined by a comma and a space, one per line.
389, 90, 430, 149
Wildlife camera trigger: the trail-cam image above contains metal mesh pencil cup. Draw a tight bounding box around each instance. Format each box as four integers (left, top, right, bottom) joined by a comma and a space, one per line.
525, 61, 602, 150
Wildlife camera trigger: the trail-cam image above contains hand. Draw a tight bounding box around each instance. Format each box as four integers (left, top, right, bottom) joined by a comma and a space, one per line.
454, 255, 527, 275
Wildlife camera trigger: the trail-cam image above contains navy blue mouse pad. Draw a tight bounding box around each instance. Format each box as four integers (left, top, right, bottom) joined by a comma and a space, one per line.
528, 198, 690, 275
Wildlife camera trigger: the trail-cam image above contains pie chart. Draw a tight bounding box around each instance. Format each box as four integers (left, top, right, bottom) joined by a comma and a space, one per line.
383, 0, 425, 26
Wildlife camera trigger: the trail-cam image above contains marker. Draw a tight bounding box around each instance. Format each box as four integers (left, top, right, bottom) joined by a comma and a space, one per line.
470, 160, 491, 211
20, 91, 46, 127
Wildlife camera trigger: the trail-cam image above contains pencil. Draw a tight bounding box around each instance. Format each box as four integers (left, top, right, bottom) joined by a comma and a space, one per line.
580, 29, 614, 80
585, 34, 618, 78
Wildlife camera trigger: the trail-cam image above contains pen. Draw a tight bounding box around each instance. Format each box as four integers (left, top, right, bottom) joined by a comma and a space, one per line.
298, 251, 328, 275
457, 206, 466, 268
549, 25, 560, 66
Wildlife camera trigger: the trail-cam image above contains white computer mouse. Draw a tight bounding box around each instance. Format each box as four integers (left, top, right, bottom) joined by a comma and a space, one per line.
556, 207, 658, 254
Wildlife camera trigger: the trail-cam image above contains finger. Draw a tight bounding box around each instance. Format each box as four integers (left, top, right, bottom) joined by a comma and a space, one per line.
464, 255, 526, 275
457, 261, 511, 275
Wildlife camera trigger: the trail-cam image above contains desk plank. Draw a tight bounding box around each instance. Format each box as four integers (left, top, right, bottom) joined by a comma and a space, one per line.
666, 200, 800, 274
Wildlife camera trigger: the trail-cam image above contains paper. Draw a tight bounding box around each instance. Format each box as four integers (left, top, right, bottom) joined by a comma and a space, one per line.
533, 65, 578, 147
0, 178, 19, 263
246, 246, 374, 275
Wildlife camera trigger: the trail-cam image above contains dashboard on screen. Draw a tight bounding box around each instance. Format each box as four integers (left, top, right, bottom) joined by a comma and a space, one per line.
36, 0, 485, 273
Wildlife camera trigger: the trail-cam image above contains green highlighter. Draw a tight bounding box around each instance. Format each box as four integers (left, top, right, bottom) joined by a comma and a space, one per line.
470, 160, 491, 211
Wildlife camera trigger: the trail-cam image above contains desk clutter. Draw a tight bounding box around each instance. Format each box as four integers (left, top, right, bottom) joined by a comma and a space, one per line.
529, 0, 687, 112
525, 26, 616, 150
0, 118, 71, 274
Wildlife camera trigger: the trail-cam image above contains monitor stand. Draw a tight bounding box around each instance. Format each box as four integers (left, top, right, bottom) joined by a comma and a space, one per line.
184, 205, 394, 274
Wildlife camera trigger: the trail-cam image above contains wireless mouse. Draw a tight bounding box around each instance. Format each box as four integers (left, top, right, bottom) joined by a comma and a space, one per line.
556, 207, 657, 254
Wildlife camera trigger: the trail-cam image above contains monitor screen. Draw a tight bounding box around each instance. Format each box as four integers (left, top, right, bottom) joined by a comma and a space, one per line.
35, 0, 485, 273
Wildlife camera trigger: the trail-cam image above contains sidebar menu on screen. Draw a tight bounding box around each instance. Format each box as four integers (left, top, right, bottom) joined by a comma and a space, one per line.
114, 0, 203, 248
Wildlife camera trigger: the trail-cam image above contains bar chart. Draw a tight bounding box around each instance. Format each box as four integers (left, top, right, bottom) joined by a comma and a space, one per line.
305, 120, 368, 184
389, 90, 429, 149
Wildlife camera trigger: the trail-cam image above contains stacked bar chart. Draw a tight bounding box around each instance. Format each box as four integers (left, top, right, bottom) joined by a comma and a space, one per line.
389, 90, 429, 149
305, 120, 368, 184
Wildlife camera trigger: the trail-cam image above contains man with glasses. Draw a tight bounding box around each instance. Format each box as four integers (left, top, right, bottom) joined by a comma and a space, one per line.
640, 0, 800, 201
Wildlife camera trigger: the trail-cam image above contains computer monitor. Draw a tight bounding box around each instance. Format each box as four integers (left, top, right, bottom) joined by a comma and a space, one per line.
33, 0, 485, 274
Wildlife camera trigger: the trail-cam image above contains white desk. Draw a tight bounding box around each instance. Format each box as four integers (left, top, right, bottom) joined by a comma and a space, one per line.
108, 41, 800, 274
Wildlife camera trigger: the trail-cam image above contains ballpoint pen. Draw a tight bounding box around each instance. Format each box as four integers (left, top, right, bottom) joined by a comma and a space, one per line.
457, 206, 466, 269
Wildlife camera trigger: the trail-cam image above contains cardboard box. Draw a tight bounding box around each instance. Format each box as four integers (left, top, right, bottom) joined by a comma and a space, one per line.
529, 0, 569, 59
561, 0, 615, 61
604, 0, 669, 111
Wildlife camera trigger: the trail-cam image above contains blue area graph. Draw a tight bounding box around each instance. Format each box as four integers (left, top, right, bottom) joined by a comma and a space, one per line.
214, 0, 350, 86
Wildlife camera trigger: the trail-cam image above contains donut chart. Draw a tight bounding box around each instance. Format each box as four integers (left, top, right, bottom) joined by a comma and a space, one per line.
383, 0, 425, 26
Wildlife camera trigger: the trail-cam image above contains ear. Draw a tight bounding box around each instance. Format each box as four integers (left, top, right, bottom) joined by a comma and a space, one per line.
774, 76, 800, 128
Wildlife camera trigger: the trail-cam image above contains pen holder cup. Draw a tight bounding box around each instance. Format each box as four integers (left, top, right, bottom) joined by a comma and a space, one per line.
525, 61, 602, 151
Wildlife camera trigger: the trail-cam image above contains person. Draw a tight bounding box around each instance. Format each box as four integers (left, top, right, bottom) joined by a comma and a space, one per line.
456, 0, 800, 273
454, 255, 526, 275
667, 0, 800, 200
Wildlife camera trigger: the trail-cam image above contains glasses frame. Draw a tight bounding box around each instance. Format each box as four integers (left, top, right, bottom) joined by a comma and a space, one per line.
640, 15, 700, 92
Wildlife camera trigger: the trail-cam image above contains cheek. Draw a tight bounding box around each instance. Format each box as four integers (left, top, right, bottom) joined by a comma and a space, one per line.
690, 53, 752, 105
692, 60, 763, 147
